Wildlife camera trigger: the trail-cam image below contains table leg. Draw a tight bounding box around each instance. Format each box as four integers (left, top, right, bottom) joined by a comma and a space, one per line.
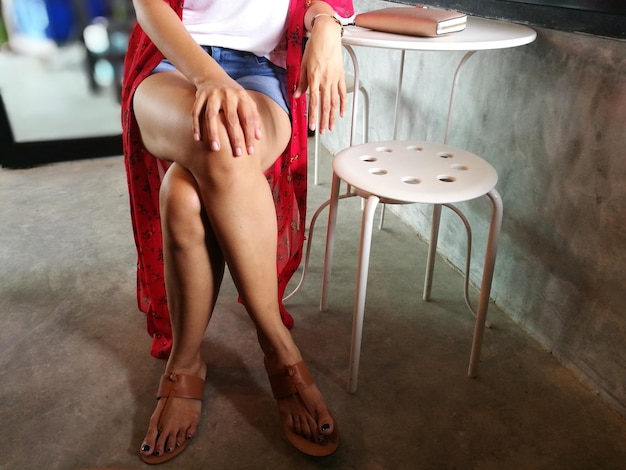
343, 45, 361, 147
444, 50, 477, 144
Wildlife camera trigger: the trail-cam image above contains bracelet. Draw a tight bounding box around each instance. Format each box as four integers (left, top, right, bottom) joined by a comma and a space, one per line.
311, 13, 344, 37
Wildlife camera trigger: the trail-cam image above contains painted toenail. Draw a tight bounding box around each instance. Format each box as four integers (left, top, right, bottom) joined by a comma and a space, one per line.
154, 451, 160, 456
166, 447, 173, 452
321, 423, 331, 432
141, 444, 150, 452
317, 436, 325, 442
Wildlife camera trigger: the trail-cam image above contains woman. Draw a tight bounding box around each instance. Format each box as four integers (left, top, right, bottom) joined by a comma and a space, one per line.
121, 0, 354, 464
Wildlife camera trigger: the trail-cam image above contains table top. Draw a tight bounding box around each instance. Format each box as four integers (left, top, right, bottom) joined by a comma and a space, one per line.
342, 16, 537, 52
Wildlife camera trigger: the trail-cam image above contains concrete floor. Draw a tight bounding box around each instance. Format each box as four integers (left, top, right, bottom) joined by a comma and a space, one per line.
2, 148, 626, 470
1, 45, 626, 470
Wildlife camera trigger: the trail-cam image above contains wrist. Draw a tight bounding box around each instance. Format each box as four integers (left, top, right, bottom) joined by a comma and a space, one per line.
310, 13, 344, 37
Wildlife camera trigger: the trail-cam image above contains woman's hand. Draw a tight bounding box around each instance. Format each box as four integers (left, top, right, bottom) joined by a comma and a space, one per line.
133, 0, 261, 157
192, 77, 262, 157
295, 15, 347, 133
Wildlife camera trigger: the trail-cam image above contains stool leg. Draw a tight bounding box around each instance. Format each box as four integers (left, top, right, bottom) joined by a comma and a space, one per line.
468, 189, 503, 377
423, 204, 443, 301
348, 195, 380, 393
321, 172, 342, 311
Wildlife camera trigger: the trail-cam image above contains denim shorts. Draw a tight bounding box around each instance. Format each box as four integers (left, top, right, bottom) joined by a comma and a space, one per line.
151, 46, 290, 116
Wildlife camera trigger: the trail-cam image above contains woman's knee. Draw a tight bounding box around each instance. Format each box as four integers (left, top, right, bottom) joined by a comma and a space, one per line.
192, 130, 264, 190
160, 164, 206, 248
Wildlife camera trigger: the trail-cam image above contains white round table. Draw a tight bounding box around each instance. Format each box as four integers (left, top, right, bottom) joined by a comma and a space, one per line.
342, 16, 536, 51
341, 16, 537, 143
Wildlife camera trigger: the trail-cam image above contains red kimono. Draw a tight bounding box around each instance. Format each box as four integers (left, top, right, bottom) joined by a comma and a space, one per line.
121, 0, 354, 359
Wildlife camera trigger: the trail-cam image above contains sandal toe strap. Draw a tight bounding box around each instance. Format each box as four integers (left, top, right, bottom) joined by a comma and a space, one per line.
267, 361, 314, 399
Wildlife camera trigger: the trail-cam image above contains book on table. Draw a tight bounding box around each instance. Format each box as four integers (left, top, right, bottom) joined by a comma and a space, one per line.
354, 7, 468, 37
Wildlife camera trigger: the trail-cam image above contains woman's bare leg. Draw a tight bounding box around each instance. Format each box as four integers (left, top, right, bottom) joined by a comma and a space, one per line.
141, 163, 224, 457
135, 71, 334, 456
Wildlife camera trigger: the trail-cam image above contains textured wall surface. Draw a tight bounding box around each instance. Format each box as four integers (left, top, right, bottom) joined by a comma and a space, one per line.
322, 0, 626, 416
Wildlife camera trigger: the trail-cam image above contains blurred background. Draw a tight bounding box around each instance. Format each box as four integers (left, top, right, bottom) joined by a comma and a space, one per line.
0, 0, 133, 161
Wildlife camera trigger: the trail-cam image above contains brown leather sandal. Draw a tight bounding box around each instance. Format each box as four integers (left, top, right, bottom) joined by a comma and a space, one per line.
267, 361, 339, 457
140, 372, 205, 465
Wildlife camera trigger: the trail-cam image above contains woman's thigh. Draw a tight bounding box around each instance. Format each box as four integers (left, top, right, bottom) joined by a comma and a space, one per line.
133, 71, 291, 174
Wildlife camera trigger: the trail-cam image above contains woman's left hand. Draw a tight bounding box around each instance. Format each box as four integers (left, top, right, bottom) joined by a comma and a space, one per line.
295, 16, 346, 133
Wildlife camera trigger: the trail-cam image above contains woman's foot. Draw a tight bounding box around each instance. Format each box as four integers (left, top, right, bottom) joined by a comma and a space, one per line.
265, 354, 338, 456
140, 363, 207, 464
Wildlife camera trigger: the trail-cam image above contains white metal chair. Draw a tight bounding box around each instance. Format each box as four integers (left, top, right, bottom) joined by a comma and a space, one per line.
320, 140, 503, 393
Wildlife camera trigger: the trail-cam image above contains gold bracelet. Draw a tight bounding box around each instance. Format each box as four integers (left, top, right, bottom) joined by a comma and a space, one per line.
311, 13, 344, 37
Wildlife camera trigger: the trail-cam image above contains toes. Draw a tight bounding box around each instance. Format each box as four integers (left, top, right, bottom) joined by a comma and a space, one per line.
157, 427, 189, 455
153, 432, 168, 457
298, 415, 315, 441
140, 442, 153, 456
185, 420, 199, 440
286, 387, 334, 442
140, 421, 159, 456
319, 415, 334, 436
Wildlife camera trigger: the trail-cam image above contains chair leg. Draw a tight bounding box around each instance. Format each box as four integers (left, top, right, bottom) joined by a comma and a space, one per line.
467, 189, 503, 377
320, 172, 342, 311
348, 195, 380, 393
423, 204, 443, 301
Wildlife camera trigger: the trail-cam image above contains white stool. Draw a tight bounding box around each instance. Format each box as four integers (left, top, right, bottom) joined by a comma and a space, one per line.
321, 140, 503, 393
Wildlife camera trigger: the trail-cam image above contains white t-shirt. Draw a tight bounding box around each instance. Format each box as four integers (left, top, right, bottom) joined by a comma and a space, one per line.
182, 0, 290, 67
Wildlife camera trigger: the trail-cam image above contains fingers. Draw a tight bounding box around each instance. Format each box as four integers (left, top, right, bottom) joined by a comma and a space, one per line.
300, 52, 347, 134
307, 80, 346, 134
193, 86, 261, 157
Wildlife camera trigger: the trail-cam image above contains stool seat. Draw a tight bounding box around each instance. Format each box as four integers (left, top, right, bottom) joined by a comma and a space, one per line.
332, 141, 498, 204
321, 140, 503, 393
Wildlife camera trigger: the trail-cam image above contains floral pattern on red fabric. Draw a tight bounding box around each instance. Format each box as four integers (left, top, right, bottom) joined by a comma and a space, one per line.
121, 0, 354, 359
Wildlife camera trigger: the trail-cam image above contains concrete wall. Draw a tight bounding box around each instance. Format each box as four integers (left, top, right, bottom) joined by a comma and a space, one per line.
321, 0, 626, 417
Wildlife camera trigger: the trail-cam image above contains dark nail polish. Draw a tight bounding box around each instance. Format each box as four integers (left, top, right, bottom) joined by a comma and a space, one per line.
154, 451, 161, 456
141, 444, 150, 452
321, 423, 331, 432
317, 436, 325, 442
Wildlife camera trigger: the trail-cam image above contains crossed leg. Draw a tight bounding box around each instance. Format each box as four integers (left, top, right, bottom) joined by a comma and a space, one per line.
133, 70, 335, 460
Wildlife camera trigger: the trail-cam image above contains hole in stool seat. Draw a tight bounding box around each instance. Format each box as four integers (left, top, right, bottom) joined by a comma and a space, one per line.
369, 168, 388, 176
402, 177, 421, 185
451, 164, 468, 171
438, 175, 456, 183
406, 145, 424, 151
360, 155, 378, 162
376, 147, 394, 153
438, 152, 454, 159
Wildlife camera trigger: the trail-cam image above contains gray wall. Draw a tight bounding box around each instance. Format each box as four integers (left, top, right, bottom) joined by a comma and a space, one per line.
321, 0, 626, 417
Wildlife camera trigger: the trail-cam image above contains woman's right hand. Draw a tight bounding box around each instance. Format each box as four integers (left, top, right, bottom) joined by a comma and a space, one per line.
133, 0, 261, 157
191, 77, 262, 157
